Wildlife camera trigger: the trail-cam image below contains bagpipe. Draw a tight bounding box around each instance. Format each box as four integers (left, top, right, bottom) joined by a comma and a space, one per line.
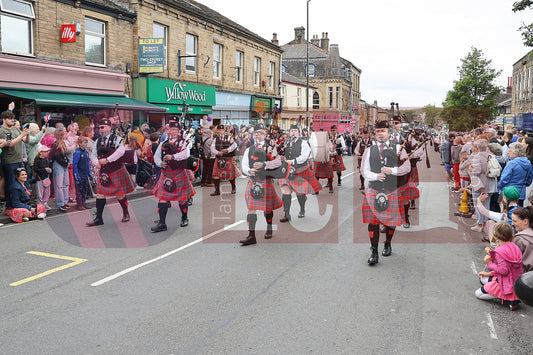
249, 145, 294, 200
161, 134, 200, 172
215, 128, 236, 170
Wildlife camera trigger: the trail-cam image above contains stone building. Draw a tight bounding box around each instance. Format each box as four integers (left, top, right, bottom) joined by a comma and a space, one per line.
512, 51, 533, 114
280, 27, 361, 133
279, 71, 317, 130
0, 0, 282, 128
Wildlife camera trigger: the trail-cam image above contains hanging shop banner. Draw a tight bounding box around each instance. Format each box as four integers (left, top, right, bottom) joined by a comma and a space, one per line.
251, 96, 272, 114
138, 38, 164, 73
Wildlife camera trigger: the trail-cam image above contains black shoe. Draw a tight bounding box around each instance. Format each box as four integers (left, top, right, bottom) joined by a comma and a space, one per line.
280, 214, 291, 223
338, 181, 342, 186
180, 218, 189, 227
382, 242, 392, 257
410, 201, 416, 209
368, 246, 379, 265
240, 234, 257, 246
210, 190, 220, 196
122, 214, 130, 223
86, 218, 104, 226
151, 223, 167, 233
231, 187, 236, 194
264, 230, 273, 239
402, 222, 410, 228
329, 185, 334, 193
298, 210, 305, 218
58, 205, 68, 212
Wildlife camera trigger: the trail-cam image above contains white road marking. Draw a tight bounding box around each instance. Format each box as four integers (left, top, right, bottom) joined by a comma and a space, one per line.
486, 312, 498, 339
471, 261, 478, 275
91, 219, 245, 287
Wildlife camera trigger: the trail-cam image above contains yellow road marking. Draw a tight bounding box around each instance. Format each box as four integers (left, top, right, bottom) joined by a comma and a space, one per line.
10, 251, 87, 286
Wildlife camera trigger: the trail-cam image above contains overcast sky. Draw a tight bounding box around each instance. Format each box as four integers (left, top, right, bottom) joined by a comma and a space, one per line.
197, 0, 532, 108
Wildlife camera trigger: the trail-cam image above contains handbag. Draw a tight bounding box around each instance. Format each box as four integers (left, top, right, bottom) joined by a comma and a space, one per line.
41, 177, 51, 187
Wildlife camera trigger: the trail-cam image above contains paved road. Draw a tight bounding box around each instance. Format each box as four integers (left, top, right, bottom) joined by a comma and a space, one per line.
1, 149, 531, 354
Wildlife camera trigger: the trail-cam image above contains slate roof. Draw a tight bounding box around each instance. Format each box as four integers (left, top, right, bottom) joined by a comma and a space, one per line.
160, 0, 282, 52
282, 72, 317, 88
281, 44, 328, 60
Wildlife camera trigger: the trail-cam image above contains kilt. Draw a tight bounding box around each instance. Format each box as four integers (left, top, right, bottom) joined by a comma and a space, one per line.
399, 179, 420, 201
333, 155, 346, 172
315, 161, 334, 178
279, 164, 322, 194
409, 166, 419, 185
212, 157, 242, 180
245, 177, 283, 211
6, 204, 46, 223
96, 166, 135, 196
152, 168, 196, 202
362, 188, 405, 226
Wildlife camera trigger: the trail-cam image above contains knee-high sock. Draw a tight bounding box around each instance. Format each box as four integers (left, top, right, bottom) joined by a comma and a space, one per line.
328, 178, 333, 187
385, 226, 395, 243
230, 179, 236, 189
118, 197, 129, 216
297, 194, 306, 211
282, 194, 291, 216
95, 198, 106, 219
368, 224, 380, 244
247, 213, 257, 231
158, 202, 168, 224
214, 179, 220, 190
404, 204, 410, 224
264, 211, 273, 230
337, 172, 342, 182
179, 202, 188, 220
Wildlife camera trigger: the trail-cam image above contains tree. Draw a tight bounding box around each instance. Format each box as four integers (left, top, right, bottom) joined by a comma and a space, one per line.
422, 104, 441, 126
402, 109, 417, 123
513, 1, 533, 47
442, 47, 502, 131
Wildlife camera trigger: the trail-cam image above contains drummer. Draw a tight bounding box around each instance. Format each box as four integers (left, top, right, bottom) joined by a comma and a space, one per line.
314, 129, 336, 193
278, 124, 322, 222
330, 125, 347, 187
361, 120, 411, 265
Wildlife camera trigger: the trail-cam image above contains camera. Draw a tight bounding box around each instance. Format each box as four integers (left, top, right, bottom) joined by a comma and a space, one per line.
6, 133, 12, 141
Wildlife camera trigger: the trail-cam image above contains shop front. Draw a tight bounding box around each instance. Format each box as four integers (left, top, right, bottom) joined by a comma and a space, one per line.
250, 95, 279, 127
0, 55, 165, 128
213, 91, 252, 128
133, 77, 215, 129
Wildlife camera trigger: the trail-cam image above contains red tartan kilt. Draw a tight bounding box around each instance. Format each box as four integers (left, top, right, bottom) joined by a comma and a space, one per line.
399, 182, 420, 201
6, 204, 46, 223
96, 166, 135, 196
152, 168, 196, 202
212, 157, 242, 180
362, 188, 405, 226
279, 164, 322, 194
333, 155, 346, 172
409, 166, 419, 185
245, 177, 283, 211
315, 161, 333, 178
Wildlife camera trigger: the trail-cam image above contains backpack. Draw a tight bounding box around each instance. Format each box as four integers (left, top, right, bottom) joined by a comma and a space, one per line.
487, 155, 501, 178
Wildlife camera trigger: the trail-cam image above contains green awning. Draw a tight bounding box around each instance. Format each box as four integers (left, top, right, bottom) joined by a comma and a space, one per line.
155, 103, 212, 115
0, 88, 167, 112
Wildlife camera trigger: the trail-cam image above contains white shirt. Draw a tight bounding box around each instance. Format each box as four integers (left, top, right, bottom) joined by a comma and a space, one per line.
362, 141, 411, 182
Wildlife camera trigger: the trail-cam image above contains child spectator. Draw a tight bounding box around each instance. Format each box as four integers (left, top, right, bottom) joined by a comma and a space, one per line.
33, 145, 52, 210
458, 151, 470, 189
510, 207, 533, 272
451, 137, 462, 190
476, 221, 523, 310
72, 136, 92, 210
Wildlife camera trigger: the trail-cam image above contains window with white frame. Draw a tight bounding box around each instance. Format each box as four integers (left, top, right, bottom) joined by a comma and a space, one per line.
269, 62, 275, 88
213, 43, 222, 78
336, 87, 340, 108
306, 63, 316, 77
329, 87, 333, 108
186, 33, 197, 73
235, 50, 243, 82
297, 87, 301, 107
85, 18, 105, 65
153, 22, 168, 70
0, 0, 35, 55
254, 57, 261, 86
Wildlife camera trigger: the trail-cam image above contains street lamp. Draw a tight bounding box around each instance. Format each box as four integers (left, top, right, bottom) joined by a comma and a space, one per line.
306, 0, 310, 130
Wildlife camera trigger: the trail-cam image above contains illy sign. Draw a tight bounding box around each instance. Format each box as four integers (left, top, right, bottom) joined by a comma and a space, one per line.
61, 25, 76, 43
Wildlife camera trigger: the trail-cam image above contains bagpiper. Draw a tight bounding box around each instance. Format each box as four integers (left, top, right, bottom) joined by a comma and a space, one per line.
279, 124, 322, 222
210, 124, 241, 195
400, 131, 425, 228
87, 118, 138, 226
361, 120, 411, 265
239, 123, 283, 246
330, 125, 347, 186
354, 130, 372, 191
150, 119, 195, 232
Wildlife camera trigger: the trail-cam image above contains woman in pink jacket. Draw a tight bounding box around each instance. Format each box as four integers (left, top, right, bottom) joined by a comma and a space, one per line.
476, 221, 524, 310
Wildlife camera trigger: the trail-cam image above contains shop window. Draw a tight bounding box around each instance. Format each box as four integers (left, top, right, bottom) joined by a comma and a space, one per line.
186, 33, 197, 73
85, 18, 106, 66
235, 50, 243, 82
0, 0, 35, 56
213, 43, 222, 78
254, 57, 261, 86
153, 22, 168, 70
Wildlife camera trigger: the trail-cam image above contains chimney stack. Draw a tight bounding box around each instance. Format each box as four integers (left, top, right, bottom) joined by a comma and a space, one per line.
320, 32, 329, 52
294, 26, 305, 44
271, 33, 279, 46
310, 34, 320, 47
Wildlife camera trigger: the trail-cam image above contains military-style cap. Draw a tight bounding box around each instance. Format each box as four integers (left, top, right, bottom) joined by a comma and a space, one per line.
168, 119, 180, 128
216, 124, 225, 130
99, 118, 112, 127
289, 124, 300, 131
254, 123, 266, 132
375, 120, 390, 129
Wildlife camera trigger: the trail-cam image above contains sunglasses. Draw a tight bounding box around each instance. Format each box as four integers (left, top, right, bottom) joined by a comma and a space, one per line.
99, 126, 107, 129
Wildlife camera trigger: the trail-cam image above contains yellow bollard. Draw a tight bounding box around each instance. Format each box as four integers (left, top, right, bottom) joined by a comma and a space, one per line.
459, 190, 469, 213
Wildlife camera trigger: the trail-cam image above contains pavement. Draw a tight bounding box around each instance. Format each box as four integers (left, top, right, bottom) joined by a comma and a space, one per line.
0, 179, 203, 226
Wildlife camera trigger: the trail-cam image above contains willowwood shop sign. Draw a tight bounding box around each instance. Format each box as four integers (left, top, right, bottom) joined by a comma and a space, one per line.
146, 78, 215, 114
